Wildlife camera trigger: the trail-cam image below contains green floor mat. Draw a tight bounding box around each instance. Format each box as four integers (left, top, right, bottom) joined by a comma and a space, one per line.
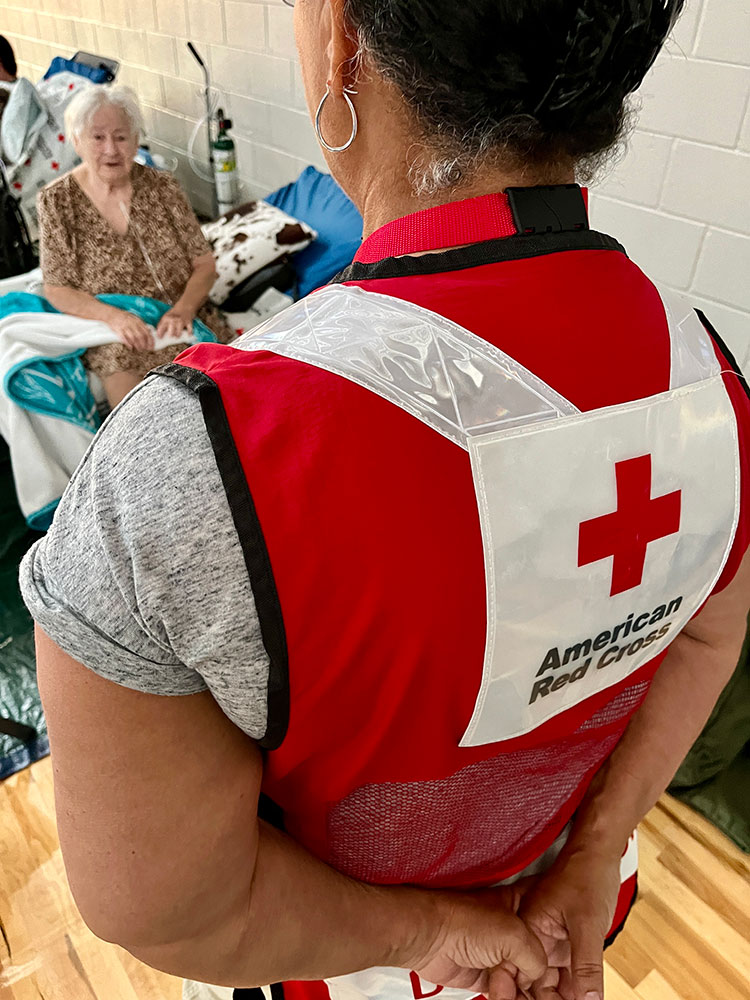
669, 626, 750, 853
0, 441, 47, 780
671, 746, 750, 853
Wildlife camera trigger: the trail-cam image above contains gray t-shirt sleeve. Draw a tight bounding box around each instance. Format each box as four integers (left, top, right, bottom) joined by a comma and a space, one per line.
19, 375, 271, 740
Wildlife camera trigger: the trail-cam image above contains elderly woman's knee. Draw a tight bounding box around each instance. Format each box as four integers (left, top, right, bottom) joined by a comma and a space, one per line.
103, 370, 144, 408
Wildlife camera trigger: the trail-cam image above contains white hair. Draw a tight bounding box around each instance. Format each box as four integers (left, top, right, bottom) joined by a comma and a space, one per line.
64, 84, 144, 141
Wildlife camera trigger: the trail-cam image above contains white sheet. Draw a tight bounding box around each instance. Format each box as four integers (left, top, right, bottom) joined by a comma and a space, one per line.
0, 267, 43, 296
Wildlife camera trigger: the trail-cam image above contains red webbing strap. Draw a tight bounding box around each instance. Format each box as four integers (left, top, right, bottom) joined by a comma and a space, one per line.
355, 192, 518, 262
354, 188, 591, 264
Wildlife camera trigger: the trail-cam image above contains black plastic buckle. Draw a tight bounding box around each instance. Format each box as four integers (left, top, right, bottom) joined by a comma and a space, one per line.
506, 184, 589, 236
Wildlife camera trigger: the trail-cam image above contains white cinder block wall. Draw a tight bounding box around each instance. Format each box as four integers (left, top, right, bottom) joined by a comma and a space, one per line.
3, 0, 328, 211
590, 0, 750, 367
3, 0, 749, 363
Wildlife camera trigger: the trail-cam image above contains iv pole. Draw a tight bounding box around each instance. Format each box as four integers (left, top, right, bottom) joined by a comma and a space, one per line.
187, 41, 219, 218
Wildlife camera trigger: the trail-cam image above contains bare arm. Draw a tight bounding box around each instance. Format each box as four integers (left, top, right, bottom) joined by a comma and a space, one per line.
155, 170, 219, 339
176, 252, 217, 316
43, 284, 153, 352
568, 548, 750, 860
155, 254, 217, 340
521, 550, 750, 1000
36, 628, 544, 997
44, 283, 125, 325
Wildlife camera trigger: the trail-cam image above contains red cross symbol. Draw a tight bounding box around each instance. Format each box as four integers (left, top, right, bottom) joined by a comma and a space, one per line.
578, 454, 681, 597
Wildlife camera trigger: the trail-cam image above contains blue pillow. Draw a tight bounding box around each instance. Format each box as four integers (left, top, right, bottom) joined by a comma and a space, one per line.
43, 58, 113, 84
265, 166, 362, 297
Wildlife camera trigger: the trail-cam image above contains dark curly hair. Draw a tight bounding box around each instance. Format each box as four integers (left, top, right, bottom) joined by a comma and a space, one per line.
0, 35, 17, 79
343, 1, 684, 189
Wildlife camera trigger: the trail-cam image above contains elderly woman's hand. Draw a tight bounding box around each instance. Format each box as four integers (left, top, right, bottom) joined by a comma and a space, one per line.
156, 305, 196, 342
107, 309, 154, 352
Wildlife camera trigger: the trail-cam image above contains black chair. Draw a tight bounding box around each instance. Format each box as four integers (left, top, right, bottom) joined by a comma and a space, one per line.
222, 257, 297, 313
0, 160, 37, 281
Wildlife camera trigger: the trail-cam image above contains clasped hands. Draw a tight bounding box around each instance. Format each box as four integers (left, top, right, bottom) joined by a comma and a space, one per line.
412, 844, 622, 1000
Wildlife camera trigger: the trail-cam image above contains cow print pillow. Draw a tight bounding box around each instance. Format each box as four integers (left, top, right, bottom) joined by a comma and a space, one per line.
203, 200, 317, 305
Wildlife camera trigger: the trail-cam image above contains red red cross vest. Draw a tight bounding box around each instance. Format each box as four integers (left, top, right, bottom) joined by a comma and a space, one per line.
156, 220, 746, 1000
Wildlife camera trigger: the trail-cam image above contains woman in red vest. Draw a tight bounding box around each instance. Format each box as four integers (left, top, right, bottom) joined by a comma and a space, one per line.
22, 3, 750, 1000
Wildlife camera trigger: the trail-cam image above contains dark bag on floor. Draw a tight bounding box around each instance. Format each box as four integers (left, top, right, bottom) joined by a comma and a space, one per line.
669, 620, 750, 852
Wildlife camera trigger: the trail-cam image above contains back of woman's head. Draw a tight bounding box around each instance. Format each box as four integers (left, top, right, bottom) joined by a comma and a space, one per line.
344, 0, 684, 186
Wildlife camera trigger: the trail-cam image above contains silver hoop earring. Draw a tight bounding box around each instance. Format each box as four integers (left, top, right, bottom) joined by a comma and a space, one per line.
314, 85, 358, 153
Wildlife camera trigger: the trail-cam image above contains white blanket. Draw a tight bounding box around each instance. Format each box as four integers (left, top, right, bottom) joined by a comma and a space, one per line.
0, 309, 192, 528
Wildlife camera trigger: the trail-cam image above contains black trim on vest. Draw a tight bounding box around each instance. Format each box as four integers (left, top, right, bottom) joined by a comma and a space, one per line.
604, 875, 639, 950
234, 983, 286, 1000
258, 792, 285, 831
152, 363, 290, 751
331, 229, 626, 285
696, 308, 750, 406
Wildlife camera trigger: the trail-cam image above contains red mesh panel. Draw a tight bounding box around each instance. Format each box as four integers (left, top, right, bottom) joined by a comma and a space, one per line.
578, 680, 650, 731
326, 686, 650, 887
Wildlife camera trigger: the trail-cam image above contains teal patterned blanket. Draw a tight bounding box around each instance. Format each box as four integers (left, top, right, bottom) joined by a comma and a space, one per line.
0, 293, 216, 528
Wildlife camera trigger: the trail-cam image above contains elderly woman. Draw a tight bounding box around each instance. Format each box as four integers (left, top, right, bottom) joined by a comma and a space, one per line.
37, 84, 233, 407
21, 3, 750, 1000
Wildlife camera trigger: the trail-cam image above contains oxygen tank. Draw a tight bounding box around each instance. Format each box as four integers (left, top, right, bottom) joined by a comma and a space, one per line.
212, 109, 238, 216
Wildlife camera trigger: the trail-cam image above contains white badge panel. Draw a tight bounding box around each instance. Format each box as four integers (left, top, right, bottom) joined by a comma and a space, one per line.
462, 377, 740, 746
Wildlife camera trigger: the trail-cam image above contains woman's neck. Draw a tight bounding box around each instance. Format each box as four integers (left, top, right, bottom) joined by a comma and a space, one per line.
78, 163, 133, 200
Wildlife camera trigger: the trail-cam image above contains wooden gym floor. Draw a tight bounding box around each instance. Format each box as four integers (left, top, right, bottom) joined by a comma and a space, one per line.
1, 757, 749, 999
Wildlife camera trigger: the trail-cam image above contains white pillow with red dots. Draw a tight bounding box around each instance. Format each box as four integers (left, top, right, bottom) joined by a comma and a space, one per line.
3, 72, 91, 235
